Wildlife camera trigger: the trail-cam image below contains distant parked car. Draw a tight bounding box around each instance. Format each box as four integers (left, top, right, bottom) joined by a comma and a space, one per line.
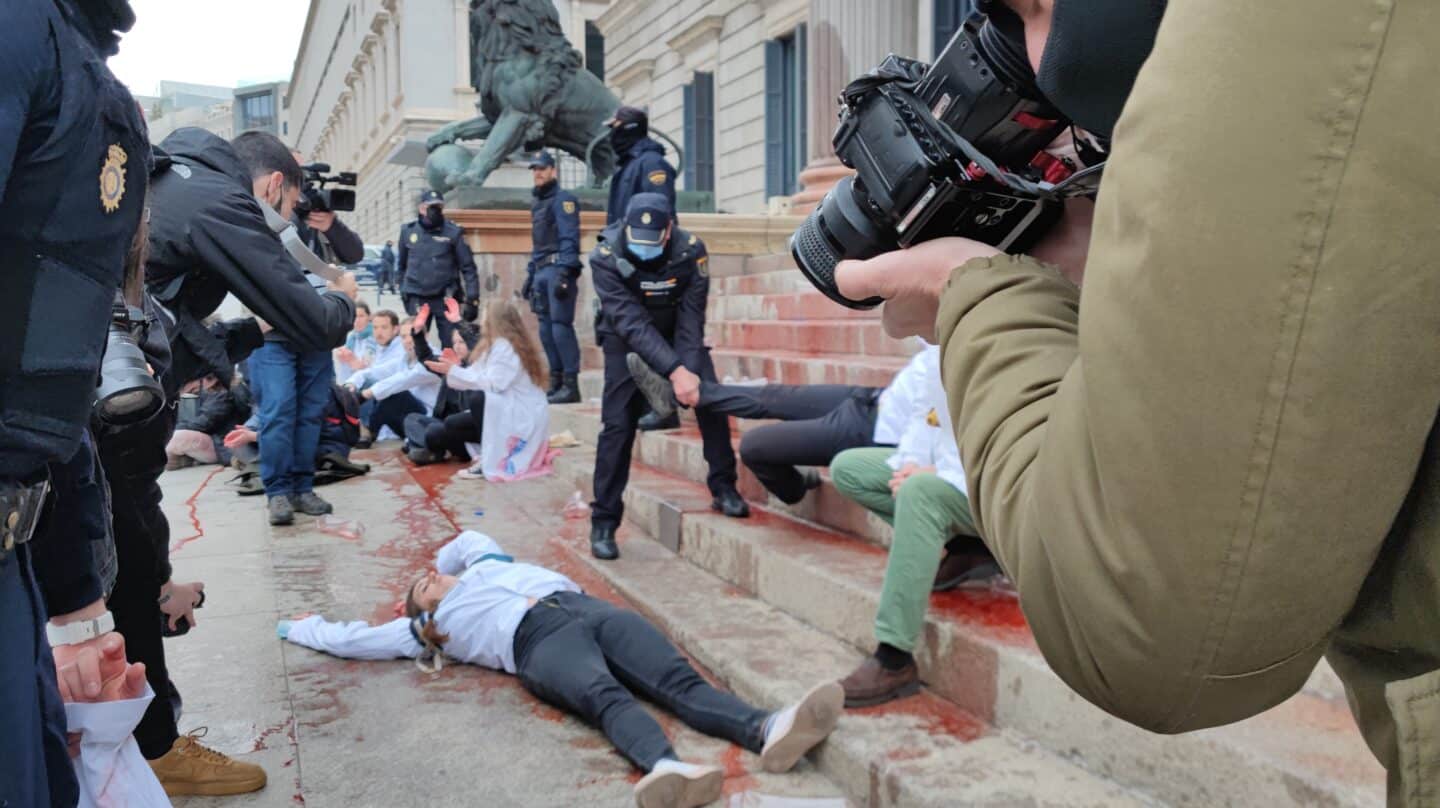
345, 245, 386, 287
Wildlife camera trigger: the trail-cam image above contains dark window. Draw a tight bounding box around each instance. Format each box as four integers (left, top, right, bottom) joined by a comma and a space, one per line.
239, 93, 275, 131
934, 0, 976, 57
764, 25, 807, 198
585, 21, 605, 81
683, 72, 715, 193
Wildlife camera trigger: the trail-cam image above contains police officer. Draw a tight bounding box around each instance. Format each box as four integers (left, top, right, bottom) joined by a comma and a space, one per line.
524, 151, 583, 404
588, 194, 750, 560
380, 240, 397, 295
397, 190, 480, 348
1, 2, 152, 805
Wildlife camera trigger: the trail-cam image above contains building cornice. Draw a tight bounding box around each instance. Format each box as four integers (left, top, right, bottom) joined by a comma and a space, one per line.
370, 9, 391, 35
609, 58, 656, 90
764, 0, 809, 40
666, 14, 725, 54
595, 0, 645, 36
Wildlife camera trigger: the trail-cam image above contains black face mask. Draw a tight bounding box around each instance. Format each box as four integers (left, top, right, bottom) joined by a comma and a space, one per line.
71, 0, 136, 55
532, 178, 558, 197
1034, 0, 1168, 138
422, 207, 445, 229
610, 124, 646, 156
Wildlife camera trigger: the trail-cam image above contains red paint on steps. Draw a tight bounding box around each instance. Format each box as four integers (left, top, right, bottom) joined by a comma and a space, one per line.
720, 745, 761, 796
927, 588, 1029, 639
850, 692, 988, 742
169, 466, 225, 554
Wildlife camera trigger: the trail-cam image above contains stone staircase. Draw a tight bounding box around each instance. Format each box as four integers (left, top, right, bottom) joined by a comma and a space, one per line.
552, 252, 1383, 807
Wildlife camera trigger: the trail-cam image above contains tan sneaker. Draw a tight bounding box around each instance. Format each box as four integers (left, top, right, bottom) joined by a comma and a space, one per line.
148, 728, 267, 796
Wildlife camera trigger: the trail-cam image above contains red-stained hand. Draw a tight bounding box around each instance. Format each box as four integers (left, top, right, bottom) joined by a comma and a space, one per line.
413, 304, 431, 334
424, 359, 455, 376
223, 426, 258, 449
441, 348, 460, 364
444, 298, 463, 323
53, 633, 132, 703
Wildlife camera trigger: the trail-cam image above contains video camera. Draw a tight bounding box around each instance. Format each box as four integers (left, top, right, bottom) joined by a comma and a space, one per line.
790, 14, 1105, 309
295, 162, 357, 216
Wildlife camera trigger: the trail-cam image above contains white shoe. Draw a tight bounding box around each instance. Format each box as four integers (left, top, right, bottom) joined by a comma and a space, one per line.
633, 759, 723, 808
759, 681, 844, 773
456, 463, 485, 480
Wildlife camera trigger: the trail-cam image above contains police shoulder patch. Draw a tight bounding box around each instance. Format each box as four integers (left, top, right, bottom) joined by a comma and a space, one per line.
648, 170, 668, 186
410, 232, 419, 244
688, 234, 697, 246
100, 144, 128, 214
562, 200, 577, 215
598, 245, 612, 256
696, 255, 709, 277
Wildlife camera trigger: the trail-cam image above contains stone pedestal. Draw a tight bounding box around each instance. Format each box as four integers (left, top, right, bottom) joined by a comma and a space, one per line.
792, 0, 919, 214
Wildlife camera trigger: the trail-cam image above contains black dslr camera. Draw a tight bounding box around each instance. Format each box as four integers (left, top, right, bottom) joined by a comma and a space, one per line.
94, 293, 165, 426
295, 162, 357, 216
791, 15, 1104, 309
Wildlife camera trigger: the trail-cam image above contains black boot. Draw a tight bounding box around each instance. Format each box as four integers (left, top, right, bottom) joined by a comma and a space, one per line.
638, 410, 681, 431
712, 488, 751, 518
548, 373, 581, 405
546, 371, 563, 397
590, 523, 620, 560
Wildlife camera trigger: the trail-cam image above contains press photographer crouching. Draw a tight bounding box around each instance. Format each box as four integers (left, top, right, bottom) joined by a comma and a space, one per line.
144, 128, 358, 527
809, 0, 1440, 801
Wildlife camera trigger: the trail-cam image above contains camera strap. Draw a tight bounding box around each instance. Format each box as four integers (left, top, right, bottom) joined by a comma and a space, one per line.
261, 204, 342, 282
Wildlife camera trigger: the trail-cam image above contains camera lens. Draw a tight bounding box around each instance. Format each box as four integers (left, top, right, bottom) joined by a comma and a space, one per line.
790, 176, 893, 310
94, 323, 165, 426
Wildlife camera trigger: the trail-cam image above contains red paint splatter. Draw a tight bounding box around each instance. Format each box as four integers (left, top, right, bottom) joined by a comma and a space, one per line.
849, 692, 988, 742
251, 719, 293, 753
928, 588, 1029, 637
169, 466, 225, 554
719, 745, 760, 796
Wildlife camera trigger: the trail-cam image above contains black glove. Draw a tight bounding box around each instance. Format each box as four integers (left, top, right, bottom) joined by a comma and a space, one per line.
521, 275, 534, 301
462, 300, 479, 322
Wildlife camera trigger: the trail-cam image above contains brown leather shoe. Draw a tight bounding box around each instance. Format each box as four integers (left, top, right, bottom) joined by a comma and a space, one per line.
839, 656, 920, 708
933, 550, 1004, 592
148, 728, 267, 796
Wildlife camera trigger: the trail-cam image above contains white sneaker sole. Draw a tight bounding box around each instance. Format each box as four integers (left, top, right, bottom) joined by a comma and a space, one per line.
633, 765, 724, 808
760, 681, 844, 773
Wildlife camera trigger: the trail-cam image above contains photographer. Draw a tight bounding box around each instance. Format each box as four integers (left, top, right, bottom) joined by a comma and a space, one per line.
290, 150, 364, 267
145, 127, 357, 528
833, 0, 1440, 798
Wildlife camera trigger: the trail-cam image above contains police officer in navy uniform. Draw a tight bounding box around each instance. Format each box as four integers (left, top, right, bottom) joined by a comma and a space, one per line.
523, 151, 583, 404
0, 1, 152, 804
397, 190, 480, 348
588, 194, 750, 560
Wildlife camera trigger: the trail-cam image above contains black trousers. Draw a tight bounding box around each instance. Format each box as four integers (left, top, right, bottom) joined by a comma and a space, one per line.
423, 393, 485, 457
512, 592, 768, 771
368, 391, 427, 439
97, 410, 180, 761
592, 339, 737, 527
711, 384, 884, 504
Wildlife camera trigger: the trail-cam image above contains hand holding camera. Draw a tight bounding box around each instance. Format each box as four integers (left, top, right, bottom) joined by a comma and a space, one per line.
327, 270, 359, 301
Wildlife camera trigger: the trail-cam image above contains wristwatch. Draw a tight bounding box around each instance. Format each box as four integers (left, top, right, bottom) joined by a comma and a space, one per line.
47, 611, 115, 647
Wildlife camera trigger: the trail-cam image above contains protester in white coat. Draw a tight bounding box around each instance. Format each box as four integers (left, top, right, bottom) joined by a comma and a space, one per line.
424, 300, 553, 481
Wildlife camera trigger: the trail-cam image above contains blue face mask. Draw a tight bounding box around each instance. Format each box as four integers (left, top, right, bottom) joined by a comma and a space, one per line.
627, 242, 664, 262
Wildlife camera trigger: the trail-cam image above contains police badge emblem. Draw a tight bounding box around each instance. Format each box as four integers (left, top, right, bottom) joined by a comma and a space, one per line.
697, 255, 709, 277
100, 144, 127, 213
648, 170, 667, 186
641, 212, 652, 225
410, 233, 420, 244
562, 200, 576, 215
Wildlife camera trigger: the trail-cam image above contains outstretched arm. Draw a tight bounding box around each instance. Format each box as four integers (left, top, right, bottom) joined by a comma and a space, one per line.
283, 616, 421, 660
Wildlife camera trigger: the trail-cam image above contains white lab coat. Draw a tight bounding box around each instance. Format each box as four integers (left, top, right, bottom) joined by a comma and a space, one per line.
873, 341, 934, 445
369, 358, 442, 414
286, 532, 580, 673
65, 684, 172, 807
885, 345, 968, 496
444, 338, 551, 480
346, 337, 407, 390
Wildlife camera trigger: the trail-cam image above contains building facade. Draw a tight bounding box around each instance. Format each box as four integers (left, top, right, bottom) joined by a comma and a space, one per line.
235, 82, 289, 137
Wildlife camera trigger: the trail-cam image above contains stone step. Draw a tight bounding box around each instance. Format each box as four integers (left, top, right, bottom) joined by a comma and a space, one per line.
549, 405, 894, 547
709, 321, 914, 358
711, 292, 879, 323
720, 270, 817, 296
741, 253, 799, 275
546, 425, 1385, 808
710, 349, 913, 388
549, 510, 1156, 808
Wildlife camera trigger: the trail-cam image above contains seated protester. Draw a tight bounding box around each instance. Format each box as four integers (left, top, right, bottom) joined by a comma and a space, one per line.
334, 301, 376, 385
400, 303, 485, 465
627, 342, 935, 505
166, 375, 253, 469
358, 322, 441, 442
278, 531, 844, 808
343, 309, 407, 442
828, 344, 998, 708
423, 299, 551, 481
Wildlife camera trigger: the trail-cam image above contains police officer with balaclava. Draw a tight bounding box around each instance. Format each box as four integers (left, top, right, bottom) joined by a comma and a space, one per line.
397, 190, 480, 348
1, 1, 153, 805
587, 193, 750, 561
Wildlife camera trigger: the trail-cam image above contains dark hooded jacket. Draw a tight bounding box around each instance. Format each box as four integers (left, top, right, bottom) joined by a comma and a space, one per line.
145, 127, 355, 386
606, 138, 676, 226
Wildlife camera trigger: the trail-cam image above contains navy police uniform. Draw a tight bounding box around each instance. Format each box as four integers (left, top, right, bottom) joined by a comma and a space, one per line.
398, 190, 480, 348
606, 107, 676, 226
0, 1, 150, 804
588, 195, 737, 531
524, 151, 583, 387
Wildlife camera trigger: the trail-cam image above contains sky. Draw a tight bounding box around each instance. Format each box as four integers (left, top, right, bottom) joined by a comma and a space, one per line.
109, 0, 311, 96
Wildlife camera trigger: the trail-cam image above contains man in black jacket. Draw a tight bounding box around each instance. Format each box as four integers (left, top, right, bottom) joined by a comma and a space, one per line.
290, 149, 365, 267
145, 128, 357, 528
397, 190, 479, 347
588, 194, 749, 560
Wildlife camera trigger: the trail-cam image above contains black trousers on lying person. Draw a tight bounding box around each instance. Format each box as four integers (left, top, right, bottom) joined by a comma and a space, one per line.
512, 591, 769, 771
704, 383, 884, 504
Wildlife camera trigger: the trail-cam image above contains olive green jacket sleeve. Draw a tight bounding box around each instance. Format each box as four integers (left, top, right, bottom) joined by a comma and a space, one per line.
936, 0, 1440, 762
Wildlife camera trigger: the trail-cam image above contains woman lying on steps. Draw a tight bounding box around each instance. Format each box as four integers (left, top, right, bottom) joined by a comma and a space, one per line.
277, 530, 843, 808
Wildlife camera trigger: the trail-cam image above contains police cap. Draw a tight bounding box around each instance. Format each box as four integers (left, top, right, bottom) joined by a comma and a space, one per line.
528, 151, 556, 169
418, 189, 444, 207
624, 193, 672, 246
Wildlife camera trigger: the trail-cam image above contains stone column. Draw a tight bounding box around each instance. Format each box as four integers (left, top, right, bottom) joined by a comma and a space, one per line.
792, 0, 919, 214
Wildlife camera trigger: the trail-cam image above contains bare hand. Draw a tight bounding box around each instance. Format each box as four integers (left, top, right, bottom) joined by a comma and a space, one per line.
413, 304, 431, 334
327, 270, 360, 301
53, 632, 130, 702
159, 580, 204, 632
670, 367, 702, 408
441, 348, 460, 364
424, 359, 455, 375
361, 388, 374, 400
306, 211, 337, 233
223, 426, 257, 449
888, 463, 922, 496
835, 238, 1001, 341
256, 318, 274, 334
444, 298, 463, 323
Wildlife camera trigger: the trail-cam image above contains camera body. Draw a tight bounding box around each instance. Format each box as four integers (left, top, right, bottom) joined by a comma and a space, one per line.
93, 294, 165, 427
295, 162, 357, 216
791, 16, 1099, 309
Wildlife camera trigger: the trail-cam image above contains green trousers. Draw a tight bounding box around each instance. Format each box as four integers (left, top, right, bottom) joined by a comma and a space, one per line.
830, 448, 976, 653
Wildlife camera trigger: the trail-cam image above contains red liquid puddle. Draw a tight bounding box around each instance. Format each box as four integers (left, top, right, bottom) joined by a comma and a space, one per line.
927, 588, 1030, 640
850, 693, 988, 742
169, 466, 225, 554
